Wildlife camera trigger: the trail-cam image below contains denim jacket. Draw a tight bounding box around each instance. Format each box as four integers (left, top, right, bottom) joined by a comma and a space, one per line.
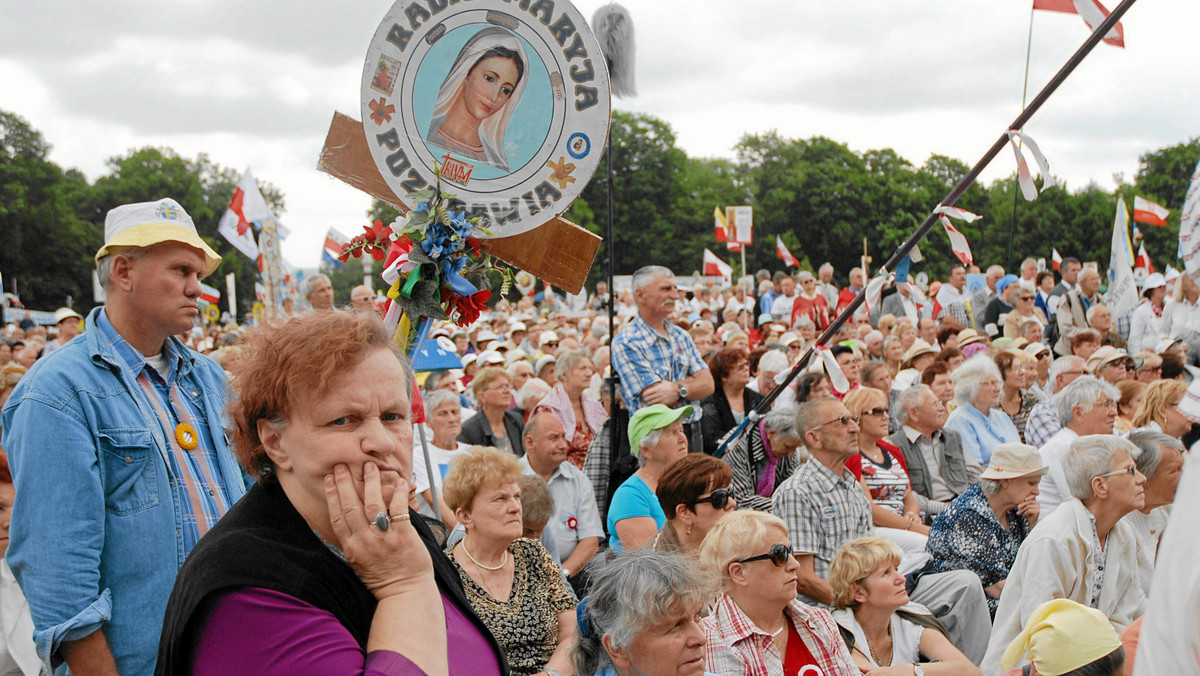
0, 308, 248, 676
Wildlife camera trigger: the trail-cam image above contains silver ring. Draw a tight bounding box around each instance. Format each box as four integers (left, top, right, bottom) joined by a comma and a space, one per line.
373, 512, 390, 531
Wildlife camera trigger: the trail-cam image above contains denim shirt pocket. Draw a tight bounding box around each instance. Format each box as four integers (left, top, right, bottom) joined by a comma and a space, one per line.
97, 428, 160, 516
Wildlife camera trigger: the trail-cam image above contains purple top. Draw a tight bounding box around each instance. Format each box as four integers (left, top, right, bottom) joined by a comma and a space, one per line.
190, 587, 503, 676
756, 418, 778, 497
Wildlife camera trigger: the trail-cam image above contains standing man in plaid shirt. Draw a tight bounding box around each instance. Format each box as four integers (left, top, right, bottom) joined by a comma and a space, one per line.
1, 199, 249, 675
611, 266, 714, 453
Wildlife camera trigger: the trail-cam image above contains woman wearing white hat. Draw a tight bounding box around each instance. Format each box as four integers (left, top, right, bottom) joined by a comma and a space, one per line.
1127, 272, 1167, 355
925, 443, 1045, 617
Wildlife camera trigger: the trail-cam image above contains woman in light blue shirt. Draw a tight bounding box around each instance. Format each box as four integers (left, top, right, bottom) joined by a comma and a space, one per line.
944, 355, 1020, 471
607, 405, 693, 553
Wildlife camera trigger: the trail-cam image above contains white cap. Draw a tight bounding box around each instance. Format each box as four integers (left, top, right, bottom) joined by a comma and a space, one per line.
540, 330, 559, 343
54, 307, 83, 324
96, 198, 221, 275
478, 351, 505, 366
1143, 272, 1166, 291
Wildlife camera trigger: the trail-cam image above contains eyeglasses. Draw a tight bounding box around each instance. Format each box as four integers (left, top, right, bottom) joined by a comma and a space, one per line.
1019, 296, 1035, 301
1098, 464, 1138, 479
860, 407, 889, 418
813, 415, 856, 429
691, 488, 733, 510
738, 543, 794, 567
543, 341, 559, 347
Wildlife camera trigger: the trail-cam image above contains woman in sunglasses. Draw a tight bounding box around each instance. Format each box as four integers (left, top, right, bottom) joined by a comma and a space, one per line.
699, 511, 860, 676
651, 455, 737, 555
829, 536, 979, 676
843, 388, 929, 537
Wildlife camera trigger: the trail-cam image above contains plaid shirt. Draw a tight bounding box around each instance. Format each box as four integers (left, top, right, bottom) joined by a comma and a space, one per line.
95, 311, 233, 550
611, 314, 707, 422
771, 458, 872, 605
582, 419, 614, 519
1023, 399, 1061, 449
703, 592, 860, 676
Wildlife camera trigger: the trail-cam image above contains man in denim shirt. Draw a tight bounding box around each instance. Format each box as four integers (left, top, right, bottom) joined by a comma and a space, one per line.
1, 199, 249, 675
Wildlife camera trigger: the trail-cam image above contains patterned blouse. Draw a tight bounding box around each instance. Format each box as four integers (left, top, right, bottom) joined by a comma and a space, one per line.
1002, 391, 1040, 444
447, 538, 577, 676
925, 483, 1032, 616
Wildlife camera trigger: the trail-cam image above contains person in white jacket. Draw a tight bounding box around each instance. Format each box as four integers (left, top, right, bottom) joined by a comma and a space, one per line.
1127, 273, 1167, 356
981, 434, 1148, 676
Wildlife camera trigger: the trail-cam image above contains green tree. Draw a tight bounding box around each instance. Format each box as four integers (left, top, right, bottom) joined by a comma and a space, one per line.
0, 111, 98, 310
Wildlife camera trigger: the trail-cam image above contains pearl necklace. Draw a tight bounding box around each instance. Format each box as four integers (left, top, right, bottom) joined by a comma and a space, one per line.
461, 538, 508, 571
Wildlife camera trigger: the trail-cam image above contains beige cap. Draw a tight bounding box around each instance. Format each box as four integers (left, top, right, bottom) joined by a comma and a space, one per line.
1085, 345, 1129, 373
902, 339, 937, 366
957, 328, 986, 348
95, 198, 221, 276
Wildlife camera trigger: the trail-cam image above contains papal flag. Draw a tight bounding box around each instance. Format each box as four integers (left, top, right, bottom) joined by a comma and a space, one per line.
1105, 196, 1138, 319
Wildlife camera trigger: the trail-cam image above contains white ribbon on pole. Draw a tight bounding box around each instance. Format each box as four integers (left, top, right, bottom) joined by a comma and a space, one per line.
1007, 130, 1056, 201
816, 345, 852, 394
863, 270, 891, 317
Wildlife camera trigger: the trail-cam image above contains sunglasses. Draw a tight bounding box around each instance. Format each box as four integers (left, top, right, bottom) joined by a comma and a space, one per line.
692, 488, 733, 510
738, 543, 794, 567
860, 407, 889, 418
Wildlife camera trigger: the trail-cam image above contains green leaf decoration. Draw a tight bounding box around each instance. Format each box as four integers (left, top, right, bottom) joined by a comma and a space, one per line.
393, 279, 448, 321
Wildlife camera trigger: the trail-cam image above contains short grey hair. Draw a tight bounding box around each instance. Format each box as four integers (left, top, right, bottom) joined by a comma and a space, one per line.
952, 355, 1002, 406
1048, 356, 1085, 394
518, 474, 555, 527
1127, 430, 1183, 480
794, 317, 815, 330
302, 273, 331, 299
1054, 376, 1118, 427
631, 265, 674, 292
1085, 304, 1108, 324
573, 550, 715, 676
95, 246, 149, 291
797, 271, 815, 283
987, 264, 1005, 276
506, 360, 534, 378
819, 262, 834, 274
554, 348, 591, 381
763, 404, 800, 439
893, 385, 932, 426
423, 389, 460, 417
637, 429, 663, 463
980, 478, 1003, 495
796, 397, 835, 448
1063, 434, 1138, 503
518, 378, 551, 411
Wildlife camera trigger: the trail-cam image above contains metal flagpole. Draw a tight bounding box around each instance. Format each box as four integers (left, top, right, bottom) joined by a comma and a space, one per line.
717, 0, 1140, 455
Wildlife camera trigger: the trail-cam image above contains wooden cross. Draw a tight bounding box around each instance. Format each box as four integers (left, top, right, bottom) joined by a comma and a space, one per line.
317, 112, 601, 294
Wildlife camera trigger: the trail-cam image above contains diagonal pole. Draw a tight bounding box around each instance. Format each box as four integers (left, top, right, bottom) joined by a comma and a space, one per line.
718, 0, 1139, 455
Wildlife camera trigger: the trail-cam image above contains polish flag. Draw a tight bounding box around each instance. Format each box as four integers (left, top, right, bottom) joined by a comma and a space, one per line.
776, 236, 799, 268
941, 219, 974, 267
1051, 248, 1062, 271
727, 241, 742, 252
1135, 244, 1156, 275
228, 168, 272, 236
198, 283, 220, 305
714, 207, 728, 243
323, 228, 349, 266
703, 249, 733, 278
1133, 196, 1170, 227
1033, 0, 1124, 48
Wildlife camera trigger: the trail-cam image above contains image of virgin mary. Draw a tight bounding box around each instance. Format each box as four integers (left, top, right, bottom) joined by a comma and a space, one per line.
424, 26, 529, 172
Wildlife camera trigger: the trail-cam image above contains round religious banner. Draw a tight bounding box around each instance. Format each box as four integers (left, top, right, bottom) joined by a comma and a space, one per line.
360, 0, 611, 238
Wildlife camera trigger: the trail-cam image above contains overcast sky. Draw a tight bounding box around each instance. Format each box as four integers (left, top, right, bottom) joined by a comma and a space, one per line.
2, 0, 1195, 271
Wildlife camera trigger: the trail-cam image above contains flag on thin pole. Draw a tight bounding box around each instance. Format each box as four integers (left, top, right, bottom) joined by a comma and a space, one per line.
775, 236, 799, 268
1105, 197, 1138, 318
198, 283, 220, 305
217, 168, 270, 259
941, 221, 974, 267
1033, 0, 1124, 48
1133, 196, 1170, 227
323, 228, 349, 267
703, 249, 733, 279
727, 241, 742, 253
1180, 157, 1200, 281
1135, 243, 1156, 275
714, 207, 728, 243
1051, 248, 1063, 271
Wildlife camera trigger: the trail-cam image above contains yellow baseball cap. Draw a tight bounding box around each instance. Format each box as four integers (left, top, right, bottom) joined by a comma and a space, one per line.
95, 198, 221, 277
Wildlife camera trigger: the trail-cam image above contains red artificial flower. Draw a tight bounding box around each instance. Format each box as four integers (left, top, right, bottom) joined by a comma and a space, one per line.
446, 289, 491, 327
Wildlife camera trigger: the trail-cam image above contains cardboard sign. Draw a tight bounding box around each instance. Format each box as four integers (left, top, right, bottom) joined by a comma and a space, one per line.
726, 206, 753, 244
360, 0, 611, 238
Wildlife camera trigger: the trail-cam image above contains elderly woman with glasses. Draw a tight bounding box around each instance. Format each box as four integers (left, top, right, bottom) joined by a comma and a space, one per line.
829, 537, 979, 675
723, 404, 804, 512
573, 550, 713, 676
981, 435, 1148, 675
995, 350, 1040, 444
1004, 282, 1048, 339
699, 511, 860, 676
460, 366, 526, 456
606, 404, 692, 553
843, 387, 928, 537
700, 347, 765, 457
944, 355, 1021, 477
925, 443, 1046, 617
1131, 379, 1192, 438
651, 454, 737, 554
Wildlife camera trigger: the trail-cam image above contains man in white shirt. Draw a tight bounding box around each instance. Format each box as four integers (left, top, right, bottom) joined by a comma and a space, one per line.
1037, 376, 1119, 516
769, 275, 799, 321
935, 264, 968, 309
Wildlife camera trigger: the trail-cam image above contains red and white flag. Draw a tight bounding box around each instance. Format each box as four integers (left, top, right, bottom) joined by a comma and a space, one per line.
323, 228, 349, 265
776, 236, 799, 268
714, 206, 728, 243
1052, 248, 1063, 271
1135, 244, 1156, 275
703, 249, 733, 279
1133, 196, 1170, 227
727, 241, 742, 252
228, 168, 272, 236
198, 283, 220, 305
933, 205, 978, 267
1033, 0, 1124, 48
1007, 130, 1056, 201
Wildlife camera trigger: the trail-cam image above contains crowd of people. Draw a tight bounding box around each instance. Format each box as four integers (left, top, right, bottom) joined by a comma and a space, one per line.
0, 198, 1197, 676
